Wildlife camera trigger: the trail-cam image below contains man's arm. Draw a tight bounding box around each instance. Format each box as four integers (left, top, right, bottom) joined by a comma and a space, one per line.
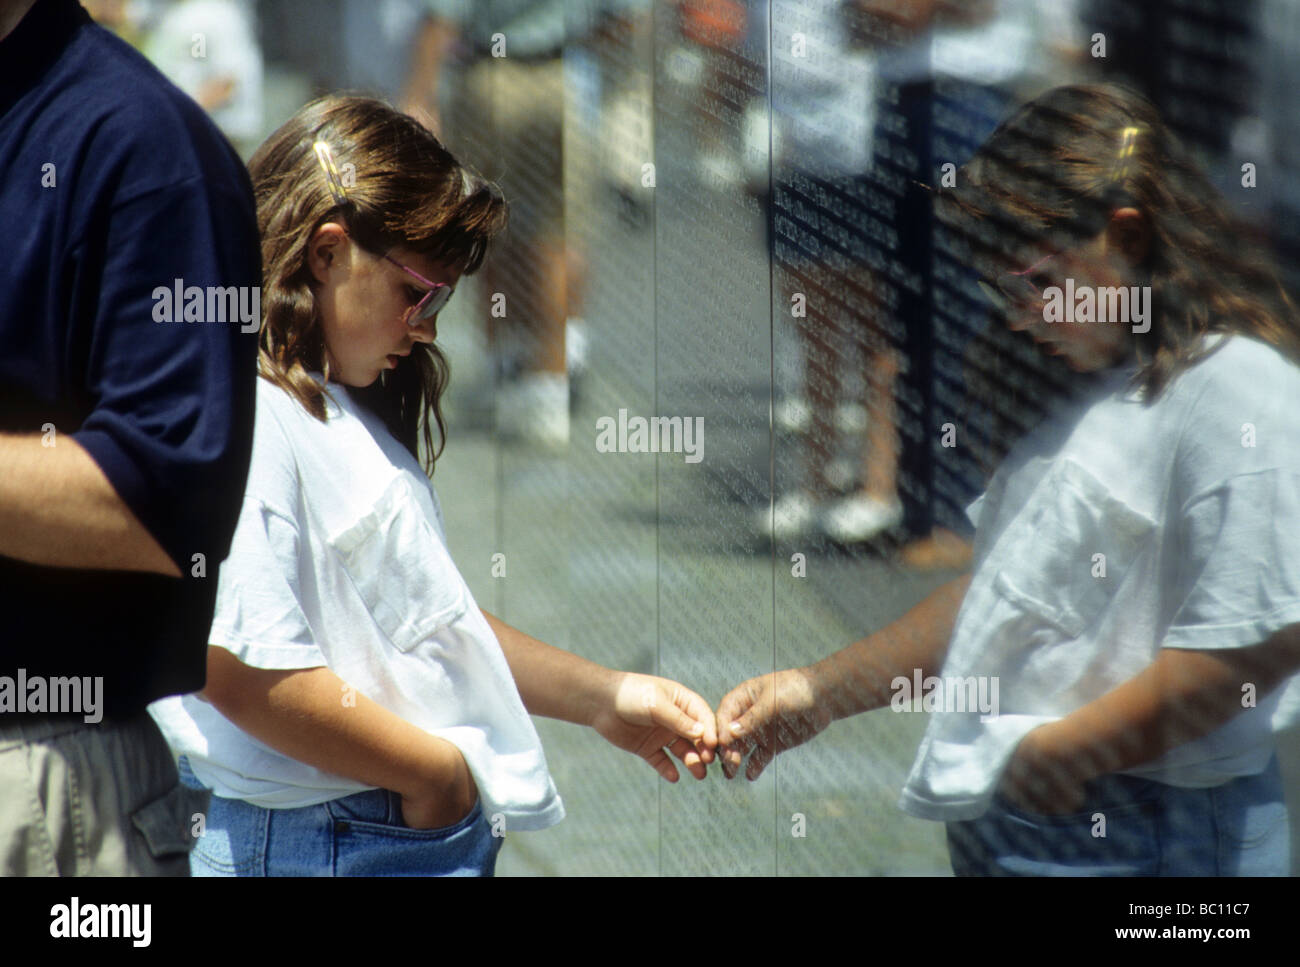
0, 432, 181, 576
0, 0, 38, 43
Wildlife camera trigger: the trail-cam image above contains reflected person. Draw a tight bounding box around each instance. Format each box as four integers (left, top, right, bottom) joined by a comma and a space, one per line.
718, 84, 1300, 876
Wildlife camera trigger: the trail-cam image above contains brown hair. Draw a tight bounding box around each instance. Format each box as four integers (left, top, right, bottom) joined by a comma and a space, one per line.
248, 94, 507, 474
937, 84, 1300, 462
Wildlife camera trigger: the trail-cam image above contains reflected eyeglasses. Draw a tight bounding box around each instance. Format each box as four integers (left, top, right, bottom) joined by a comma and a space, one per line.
976, 250, 1059, 312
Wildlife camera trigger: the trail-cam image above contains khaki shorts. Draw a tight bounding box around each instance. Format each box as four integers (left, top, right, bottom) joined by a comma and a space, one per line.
0, 712, 208, 876
448, 56, 565, 246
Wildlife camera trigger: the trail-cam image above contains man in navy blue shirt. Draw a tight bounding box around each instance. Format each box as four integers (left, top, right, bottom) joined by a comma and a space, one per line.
0, 0, 260, 874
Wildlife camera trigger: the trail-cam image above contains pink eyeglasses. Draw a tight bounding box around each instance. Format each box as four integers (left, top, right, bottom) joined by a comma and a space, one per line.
334, 226, 454, 325
382, 253, 454, 325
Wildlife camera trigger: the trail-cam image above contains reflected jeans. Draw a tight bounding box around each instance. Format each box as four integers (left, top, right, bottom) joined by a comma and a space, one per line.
946, 754, 1290, 876
179, 756, 501, 876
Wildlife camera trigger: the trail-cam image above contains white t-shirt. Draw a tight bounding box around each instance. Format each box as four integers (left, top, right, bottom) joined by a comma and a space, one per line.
149, 375, 565, 830
900, 334, 1300, 822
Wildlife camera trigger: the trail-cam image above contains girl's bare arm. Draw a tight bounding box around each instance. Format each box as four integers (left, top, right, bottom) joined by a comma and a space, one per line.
200, 647, 476, 828
1015, 626, 1300, 788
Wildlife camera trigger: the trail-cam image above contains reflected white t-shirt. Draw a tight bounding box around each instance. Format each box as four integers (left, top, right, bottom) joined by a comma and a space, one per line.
150, 375, 565, 830
900, 334, 1300, 821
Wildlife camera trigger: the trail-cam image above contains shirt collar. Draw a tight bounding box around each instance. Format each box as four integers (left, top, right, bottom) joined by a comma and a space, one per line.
0, 0, 92, 115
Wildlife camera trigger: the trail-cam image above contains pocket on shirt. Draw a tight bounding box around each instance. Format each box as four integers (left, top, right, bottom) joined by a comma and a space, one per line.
327, 475, 469, 652
990, 457, 1156, 639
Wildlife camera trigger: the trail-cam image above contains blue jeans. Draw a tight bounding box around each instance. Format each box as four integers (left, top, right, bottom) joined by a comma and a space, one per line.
179, 757, 501, 876
946, 755, 1290, 876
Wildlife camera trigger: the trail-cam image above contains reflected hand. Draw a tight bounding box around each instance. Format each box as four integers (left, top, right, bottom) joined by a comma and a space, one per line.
590, 673, 719, 781
716, 668, 832, 780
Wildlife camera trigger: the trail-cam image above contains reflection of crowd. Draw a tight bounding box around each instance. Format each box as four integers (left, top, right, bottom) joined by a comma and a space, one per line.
750, 0, 1082, 569
91, 1, 1300, 522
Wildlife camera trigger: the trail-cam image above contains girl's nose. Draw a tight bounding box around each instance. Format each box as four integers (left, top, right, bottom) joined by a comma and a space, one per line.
407, 318, 437, 343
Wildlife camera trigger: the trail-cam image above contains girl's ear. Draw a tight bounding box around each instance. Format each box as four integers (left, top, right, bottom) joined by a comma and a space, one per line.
1107, 206, 1151, 266
306, 222, 349, 285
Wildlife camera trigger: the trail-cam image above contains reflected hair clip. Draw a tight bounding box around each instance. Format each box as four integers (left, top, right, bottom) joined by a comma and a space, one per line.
313, 139, 350, 205
1111, 126, 1143, 184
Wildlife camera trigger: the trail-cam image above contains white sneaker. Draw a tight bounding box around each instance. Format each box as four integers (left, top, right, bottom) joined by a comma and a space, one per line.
774, 396, 812, 433
498, 372, 569, 448
823, 458, 857, 493
772, 399, 867, 435
698, 151, 743, 190
566, 317, 589, 380
755, 492, 817, 540
835, 402, 868, 434
821, 494, 903, 543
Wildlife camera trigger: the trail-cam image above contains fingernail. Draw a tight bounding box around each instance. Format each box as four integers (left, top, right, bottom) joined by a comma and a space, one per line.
730, 722, 744, 734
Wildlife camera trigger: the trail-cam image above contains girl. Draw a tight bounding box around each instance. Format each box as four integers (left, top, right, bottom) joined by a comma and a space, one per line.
717, 84, 1300, 875
150, 95, 717, 877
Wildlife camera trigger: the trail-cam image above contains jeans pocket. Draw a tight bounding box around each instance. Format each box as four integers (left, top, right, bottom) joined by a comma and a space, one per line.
327, 798, 494, 876
398, 795, 482, 838
979, 793, 1162, 876
327, 792, 481, 840
1210, 760, 1290, 873
0, 743, 59, 876
190, 795, 269, 876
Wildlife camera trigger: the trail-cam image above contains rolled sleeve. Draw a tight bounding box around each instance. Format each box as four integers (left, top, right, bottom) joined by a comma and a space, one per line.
1165, 470, 1300, 651
209, 498, 327, 670
69, 175, 260, 572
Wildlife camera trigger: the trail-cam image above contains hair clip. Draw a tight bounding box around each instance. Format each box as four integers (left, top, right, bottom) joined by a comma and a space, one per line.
1111, 126, 1142, 183
313, 139, 350, 205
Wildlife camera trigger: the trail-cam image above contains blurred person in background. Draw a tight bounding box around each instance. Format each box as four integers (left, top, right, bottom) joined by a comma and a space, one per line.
747, 0, 878, 545
404, 1, 596, 448
144, 0, 263, 158
818, 0, 1076, 568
